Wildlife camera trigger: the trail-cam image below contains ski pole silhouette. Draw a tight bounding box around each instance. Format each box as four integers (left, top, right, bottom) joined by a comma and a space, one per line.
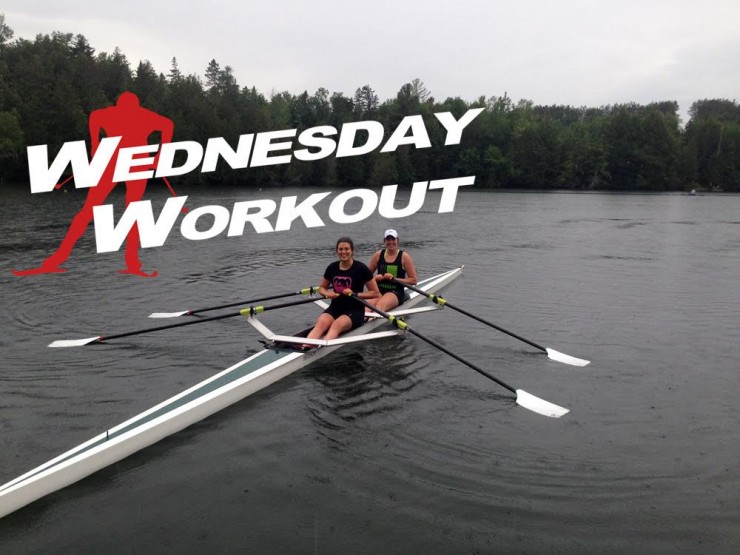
14, 92, 177, 277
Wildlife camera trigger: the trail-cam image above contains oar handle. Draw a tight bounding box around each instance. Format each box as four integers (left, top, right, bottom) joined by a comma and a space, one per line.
102, 297, 319, 342
402, 282, 548, 353
350, 293, 516, 395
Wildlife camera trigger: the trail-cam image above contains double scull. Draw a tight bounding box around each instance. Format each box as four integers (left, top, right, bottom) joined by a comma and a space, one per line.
0, 267, 462, 518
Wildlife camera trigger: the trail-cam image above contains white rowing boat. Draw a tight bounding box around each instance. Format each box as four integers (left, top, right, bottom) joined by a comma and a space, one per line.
0, 267, 463, 518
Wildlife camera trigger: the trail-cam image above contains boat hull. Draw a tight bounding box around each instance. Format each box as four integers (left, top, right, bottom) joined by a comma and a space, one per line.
0, 267, 462, 518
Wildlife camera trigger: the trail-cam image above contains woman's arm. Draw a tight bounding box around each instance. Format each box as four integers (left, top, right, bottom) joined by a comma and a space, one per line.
360, 277, 381, 299
317, 278, 338, 299
368, 250, 380, 273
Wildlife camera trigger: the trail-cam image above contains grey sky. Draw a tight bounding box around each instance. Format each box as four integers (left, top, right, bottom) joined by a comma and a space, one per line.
3, 1, 739, 123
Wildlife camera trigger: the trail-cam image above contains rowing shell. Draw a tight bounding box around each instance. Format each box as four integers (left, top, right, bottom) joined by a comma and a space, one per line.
0, 267, 462, 518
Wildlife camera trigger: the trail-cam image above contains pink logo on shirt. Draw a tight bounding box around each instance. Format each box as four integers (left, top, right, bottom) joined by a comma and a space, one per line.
333, 276, 352, 294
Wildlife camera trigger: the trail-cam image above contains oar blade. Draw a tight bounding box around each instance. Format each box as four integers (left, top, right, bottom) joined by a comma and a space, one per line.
148, 311, 190, 319
48, 336, 102, 348
545, 348, 590, 367
515, 389, 569, 418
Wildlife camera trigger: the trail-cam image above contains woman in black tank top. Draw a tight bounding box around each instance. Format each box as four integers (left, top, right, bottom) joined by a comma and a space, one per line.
366, 229, 418, 312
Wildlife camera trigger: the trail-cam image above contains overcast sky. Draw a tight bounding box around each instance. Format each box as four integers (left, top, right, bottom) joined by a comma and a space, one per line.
3, 1, 738, 123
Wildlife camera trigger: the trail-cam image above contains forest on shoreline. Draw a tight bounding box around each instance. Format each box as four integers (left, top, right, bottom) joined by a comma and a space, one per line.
1, 14, 739, 192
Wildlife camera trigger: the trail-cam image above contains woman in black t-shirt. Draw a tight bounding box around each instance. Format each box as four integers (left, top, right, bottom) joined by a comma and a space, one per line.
305, 237, 380, 346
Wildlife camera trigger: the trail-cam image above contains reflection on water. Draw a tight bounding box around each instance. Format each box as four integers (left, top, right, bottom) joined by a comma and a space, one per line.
1, 188, 739, 552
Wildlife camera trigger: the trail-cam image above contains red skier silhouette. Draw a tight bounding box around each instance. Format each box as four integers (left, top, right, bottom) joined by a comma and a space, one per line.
13, 92, 175, 277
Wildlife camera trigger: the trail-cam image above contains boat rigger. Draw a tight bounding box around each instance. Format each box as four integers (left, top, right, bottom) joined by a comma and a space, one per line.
1, 264, 587, 519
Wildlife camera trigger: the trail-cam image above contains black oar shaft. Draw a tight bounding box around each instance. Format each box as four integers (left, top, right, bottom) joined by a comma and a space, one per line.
403, 283, 547, 353
355, 296, 516, 394
405, 328, 516, 394
102, 297, 319, 342
187, 287, 319, 316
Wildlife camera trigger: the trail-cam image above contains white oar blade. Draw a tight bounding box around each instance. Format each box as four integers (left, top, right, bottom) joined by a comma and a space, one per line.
48, 336, 102, 348
545, 348, 590, 367
515, 389, 569, 418
148, 311, 190, 319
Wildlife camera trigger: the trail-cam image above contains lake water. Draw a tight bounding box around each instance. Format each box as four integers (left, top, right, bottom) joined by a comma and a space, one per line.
0, 186, 738, 553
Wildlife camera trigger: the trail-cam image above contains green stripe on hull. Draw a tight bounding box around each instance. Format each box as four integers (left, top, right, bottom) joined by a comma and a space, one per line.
0, 266, 463, 517
9, 348, 294, 488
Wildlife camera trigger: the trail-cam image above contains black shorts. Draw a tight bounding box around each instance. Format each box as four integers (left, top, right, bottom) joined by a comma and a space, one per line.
323, 303, 365, 330
380, 289, 407, 306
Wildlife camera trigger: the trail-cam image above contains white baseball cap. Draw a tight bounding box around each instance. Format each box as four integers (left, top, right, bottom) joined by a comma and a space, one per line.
384, 229, 398, 239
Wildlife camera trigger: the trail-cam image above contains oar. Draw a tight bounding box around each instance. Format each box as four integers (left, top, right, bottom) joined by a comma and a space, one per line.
352, 294, 568, 418
149, 287, 320, 318
49, 297, 320, 348
400, 282, 590, 367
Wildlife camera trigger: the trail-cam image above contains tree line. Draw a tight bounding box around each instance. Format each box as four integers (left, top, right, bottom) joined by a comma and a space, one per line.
1, 15, 739, 191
